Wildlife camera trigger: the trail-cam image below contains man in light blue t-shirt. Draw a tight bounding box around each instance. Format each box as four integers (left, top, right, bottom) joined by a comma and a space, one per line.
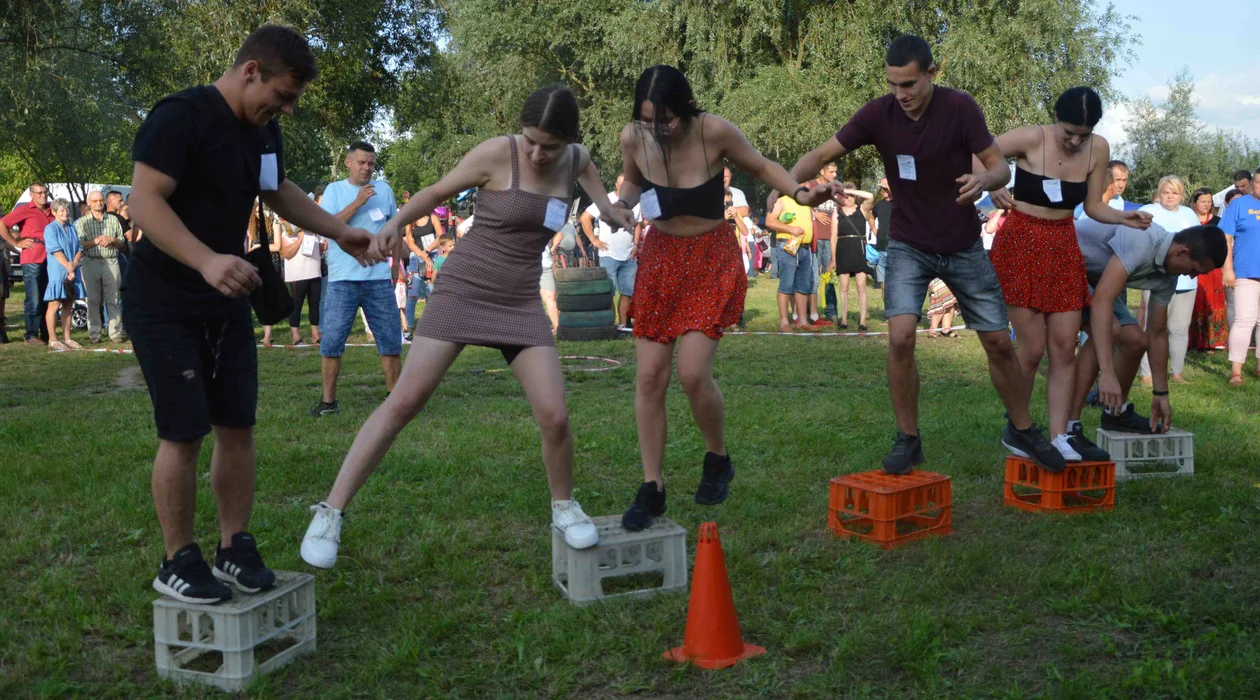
310, 141, 401, 417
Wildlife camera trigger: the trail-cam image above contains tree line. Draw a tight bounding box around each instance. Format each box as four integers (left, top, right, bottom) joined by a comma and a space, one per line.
2, 1, 1254, 211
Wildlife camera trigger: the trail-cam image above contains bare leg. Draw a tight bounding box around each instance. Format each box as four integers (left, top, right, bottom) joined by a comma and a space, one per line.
60, 298, 73, 341
152, 437, 204, 558
311, 324, 321, 343
977, 328, 1034, 429
856, 272, 868, 326
675, 331, 725, 455
777, 293, 792, 330
887, 314, 921, 434
635, 337, 676, 486
209, 426, 256, 548
509, 346, 575, 500
1045, 311, 1082, 435
44, 300, 59, 343
381, 355, 401, 393
1007, 306, 1048, 419
1114, 324, 1149, 404
262, 325, 272, 345
541, 289, 559, 331
321, 356, 341, 403
1070, 337, 1100, 422
839, 274, 851, 325
793, 293, 811, 327
941, 309, 956, 330
928, 313, 942, 332
325, 337, 464, 510
618, 294, 633, 326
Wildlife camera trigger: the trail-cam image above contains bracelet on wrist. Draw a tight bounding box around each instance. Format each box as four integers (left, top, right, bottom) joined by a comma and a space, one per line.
793, 185, 809, 198
1152, 389, 1169, 396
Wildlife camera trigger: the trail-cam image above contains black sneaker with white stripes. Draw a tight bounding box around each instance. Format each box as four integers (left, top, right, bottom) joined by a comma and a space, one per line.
214, 532, 276, 594
153, 543, 232, 604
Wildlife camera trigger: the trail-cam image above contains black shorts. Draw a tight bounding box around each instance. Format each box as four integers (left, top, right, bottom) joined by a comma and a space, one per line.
124, 299, 258, 442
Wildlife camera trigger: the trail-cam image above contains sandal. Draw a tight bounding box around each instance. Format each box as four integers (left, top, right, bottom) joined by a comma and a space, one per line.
48, 340, 67, 352
941, 330, 960, 338
1229, 374, 1244, 386
858, 324, 868, 333
64, 339, 83, 350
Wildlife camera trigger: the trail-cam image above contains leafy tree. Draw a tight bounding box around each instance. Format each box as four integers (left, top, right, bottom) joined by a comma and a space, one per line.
1120, 69, 1260, 202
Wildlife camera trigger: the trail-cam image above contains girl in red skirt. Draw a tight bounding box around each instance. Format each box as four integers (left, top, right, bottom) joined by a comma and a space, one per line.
615, 65, 835, 530
987, 87, 1152, 463
1188, 187, 1227, 350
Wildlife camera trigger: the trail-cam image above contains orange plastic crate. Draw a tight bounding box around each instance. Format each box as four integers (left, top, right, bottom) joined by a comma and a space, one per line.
828, 470, 952, 549
1003, 456, 1115, 514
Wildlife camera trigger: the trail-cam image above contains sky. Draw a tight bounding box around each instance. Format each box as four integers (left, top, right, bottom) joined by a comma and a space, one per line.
1092, 0, 1258, 147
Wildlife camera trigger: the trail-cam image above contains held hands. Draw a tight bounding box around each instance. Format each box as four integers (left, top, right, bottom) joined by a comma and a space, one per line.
988, 187, 1016, 210
793, 181, 839, 207
1150, 395, 1172, 433
955, 174, 987, 205
66, 269, 76, 282
200, 253, 262, 298
602, 203, 636, 233
1224, 268, 1236, 288
367, 222, 400, 263
335, 226, 374, 265
1119, 209, 1154, 230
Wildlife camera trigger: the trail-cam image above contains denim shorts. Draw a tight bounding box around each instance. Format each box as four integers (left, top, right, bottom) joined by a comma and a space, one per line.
775, 245, 814, 295
813, 240, 832, 294
320, 279, 402, 357
599, 255, 637, 296
1081, 286, 1139, 328
884, 238, 1008, 332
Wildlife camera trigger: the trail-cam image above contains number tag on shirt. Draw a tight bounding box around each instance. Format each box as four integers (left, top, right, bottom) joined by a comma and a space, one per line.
896, 155, 917, 181
544, 198, 568, 232
300, 235, 318, 258
368, 207, 385, 222
1043, 178, 1064, 203
640, 189, 662, 220
259, 153, 279, 191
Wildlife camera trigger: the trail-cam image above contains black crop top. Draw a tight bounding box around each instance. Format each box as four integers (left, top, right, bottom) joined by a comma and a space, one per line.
1011, 126, 1091, 210
638, 114, 725, 220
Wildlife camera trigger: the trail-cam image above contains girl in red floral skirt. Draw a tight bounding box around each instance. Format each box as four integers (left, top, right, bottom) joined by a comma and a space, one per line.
614, 65, 836, 531
986, 86, 1152, 463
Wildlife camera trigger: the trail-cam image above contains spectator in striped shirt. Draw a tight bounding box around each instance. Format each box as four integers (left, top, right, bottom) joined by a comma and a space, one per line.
74, 190, 126, 342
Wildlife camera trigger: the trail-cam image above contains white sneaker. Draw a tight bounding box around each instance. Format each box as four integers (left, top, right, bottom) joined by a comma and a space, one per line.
1051, 433, 1083, 462
552, 500, 598, 549
300, 502, 343, 569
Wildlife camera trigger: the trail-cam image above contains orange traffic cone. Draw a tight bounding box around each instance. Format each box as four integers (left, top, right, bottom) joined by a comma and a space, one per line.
664, 522, 766, 669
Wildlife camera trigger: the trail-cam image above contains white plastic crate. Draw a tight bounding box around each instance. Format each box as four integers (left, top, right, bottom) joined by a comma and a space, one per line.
1096, 428, 1194, 479
552, 515, 688, 605
153, 571, 316, 691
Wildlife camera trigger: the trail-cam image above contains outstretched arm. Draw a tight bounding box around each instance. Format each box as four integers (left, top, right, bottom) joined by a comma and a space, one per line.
716, 116, 830, 206
576, 147, 635, 233
790, 137, 849, 187
1083, 137, 1152, 229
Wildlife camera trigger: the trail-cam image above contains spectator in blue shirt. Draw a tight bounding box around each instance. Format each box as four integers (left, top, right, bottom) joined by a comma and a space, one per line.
1221, 171, 1260, 385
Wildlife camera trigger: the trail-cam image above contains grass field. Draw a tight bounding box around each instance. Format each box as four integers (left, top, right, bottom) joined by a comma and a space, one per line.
3, 276, 1260, 698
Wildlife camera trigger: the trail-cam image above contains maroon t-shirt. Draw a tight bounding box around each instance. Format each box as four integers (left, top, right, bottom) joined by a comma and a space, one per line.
835, 86, 994, 255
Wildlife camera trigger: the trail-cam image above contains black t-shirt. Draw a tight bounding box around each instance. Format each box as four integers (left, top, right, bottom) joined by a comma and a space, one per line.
873, 200, 892, 251
126, 85, 285, 311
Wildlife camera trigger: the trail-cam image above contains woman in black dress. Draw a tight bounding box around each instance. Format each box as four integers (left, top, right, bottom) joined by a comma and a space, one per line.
831, 182, 876, 331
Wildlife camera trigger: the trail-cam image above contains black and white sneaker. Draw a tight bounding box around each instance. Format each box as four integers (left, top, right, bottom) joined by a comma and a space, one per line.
153, 543, 232, 604
1001, 420, 1067, 472
309, 399, 339, 418
622, 481, 667, 532
1067, 422, 1111, 462
1100, 402, 1153, 434
694, 452, 734, 505
882, 432, 925, 475
214, 533, 276, 594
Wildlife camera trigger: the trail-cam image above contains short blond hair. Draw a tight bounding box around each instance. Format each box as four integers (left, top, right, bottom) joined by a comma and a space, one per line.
50, 198, 72, 214
1156, 175, 1187, 204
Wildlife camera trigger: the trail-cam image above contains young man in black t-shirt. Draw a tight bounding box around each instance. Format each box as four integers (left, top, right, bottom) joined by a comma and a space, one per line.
125, 25, 373, 604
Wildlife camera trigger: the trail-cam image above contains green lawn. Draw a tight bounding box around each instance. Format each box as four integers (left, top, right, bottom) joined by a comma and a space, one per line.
3, 278, 1260, 698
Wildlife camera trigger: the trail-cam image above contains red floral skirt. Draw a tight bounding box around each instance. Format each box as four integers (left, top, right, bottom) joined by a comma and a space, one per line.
632, 223, 746, 343
1189, 268, 1227, 350
989, 209, 1090, 313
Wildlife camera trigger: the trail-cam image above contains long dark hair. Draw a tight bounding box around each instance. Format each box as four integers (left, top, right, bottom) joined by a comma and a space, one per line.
632, 65, 703, 181
520, 84, 580, 141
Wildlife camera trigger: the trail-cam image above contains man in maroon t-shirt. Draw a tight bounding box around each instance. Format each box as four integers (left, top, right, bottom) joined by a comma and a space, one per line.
790, 34, 1066, 475
2, 183, 55, 343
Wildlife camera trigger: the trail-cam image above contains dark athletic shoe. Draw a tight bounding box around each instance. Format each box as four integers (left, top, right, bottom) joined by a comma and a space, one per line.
1002, 420, 1067, 472
214, 532, 276, 594
309, 400, 339, 418
153, 543, 232, 604
694, 452, 734, 505
1068, 423, 1111, 462
1100, 402, 1153, 434
622, 481, 667, 532
882, 432, 925, 475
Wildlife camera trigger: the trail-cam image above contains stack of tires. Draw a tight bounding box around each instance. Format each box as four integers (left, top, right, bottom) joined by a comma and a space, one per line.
554, 267, 619, 341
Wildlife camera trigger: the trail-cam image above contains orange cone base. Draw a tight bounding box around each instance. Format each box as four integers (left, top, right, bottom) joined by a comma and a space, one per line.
664, 642, 766, 670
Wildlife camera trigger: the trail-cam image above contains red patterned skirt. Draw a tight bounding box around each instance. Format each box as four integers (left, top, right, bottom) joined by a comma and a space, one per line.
1189, 268, 1227, 350
632, 223, 747, 343
989, 209, 1089, 313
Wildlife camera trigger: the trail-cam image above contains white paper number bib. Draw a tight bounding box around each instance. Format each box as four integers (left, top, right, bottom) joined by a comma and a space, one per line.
640, 189, 662, 220
1042, 178, 1063, 203
259, 153, 279, 191
544, 198, 568, 232
896, 155, 917, 181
